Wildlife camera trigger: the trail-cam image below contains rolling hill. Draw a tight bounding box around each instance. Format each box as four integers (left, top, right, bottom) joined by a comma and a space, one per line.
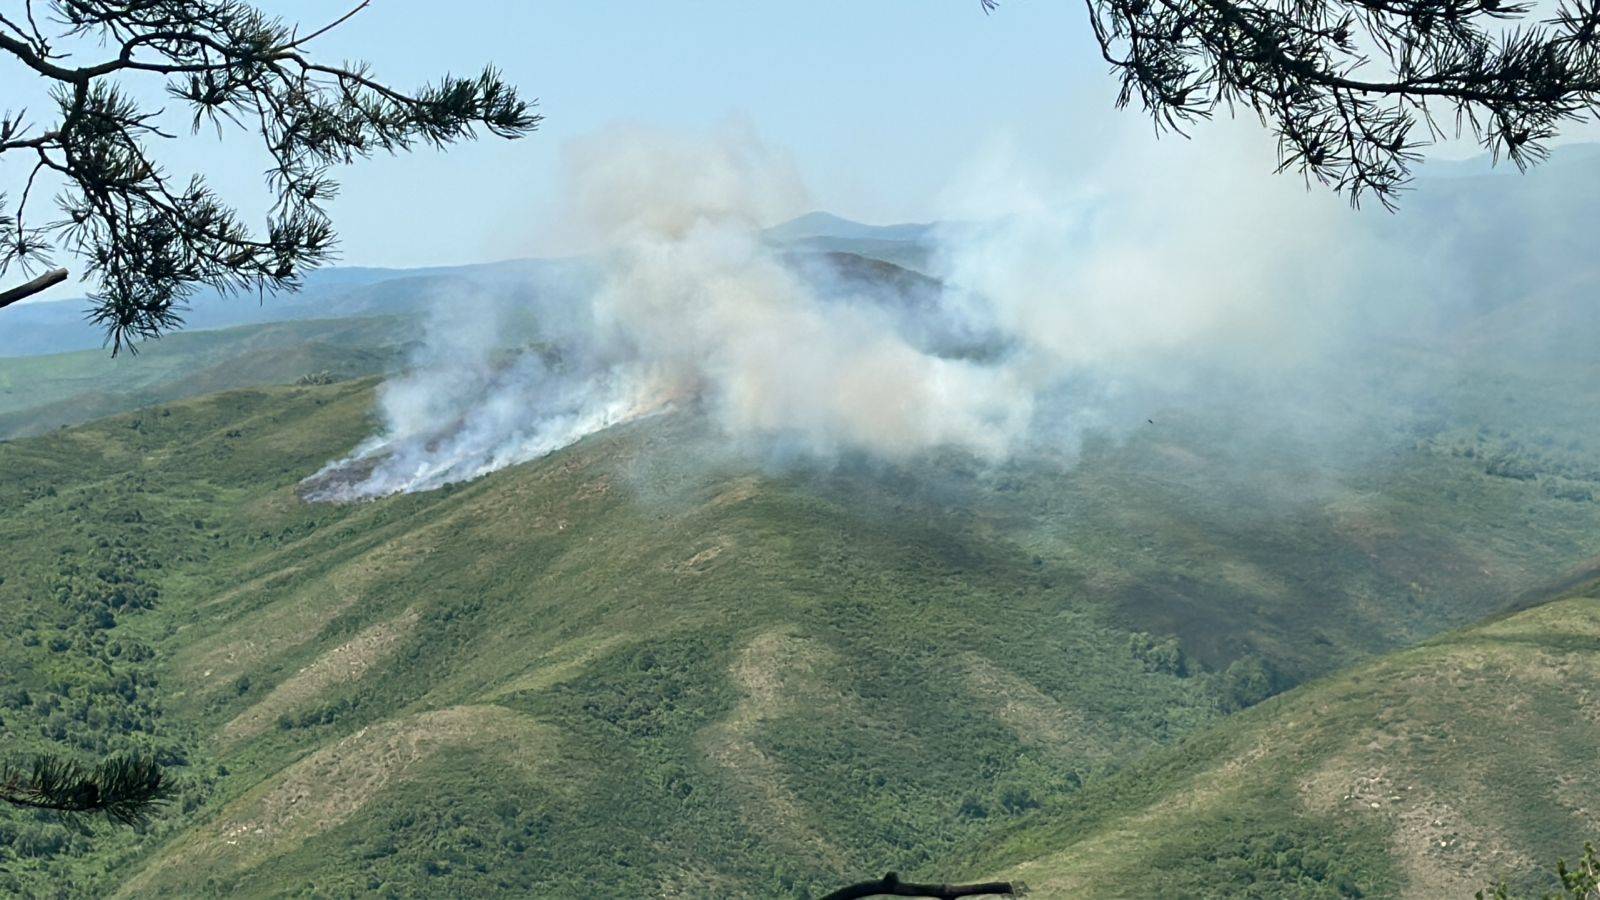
0, 368, 1598, 895
963, 573, 1600, 898
0, 210, 927, 360
0, 247, 976, 441
7, 153, 1600, 894
0, 317, 415, 438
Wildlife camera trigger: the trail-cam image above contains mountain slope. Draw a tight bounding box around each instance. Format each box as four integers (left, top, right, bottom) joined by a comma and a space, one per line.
0, 248, 947, 440
0, 373, 1597, 894
119, 393, 1224, 896
962, 572, 1600, 898
0, 317, 415, 438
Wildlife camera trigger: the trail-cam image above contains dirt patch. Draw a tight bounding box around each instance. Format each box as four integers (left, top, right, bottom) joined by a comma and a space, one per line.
707, 476, 760, 509
1293, 648, 1563, 897
1301, 757, 1527, 898
676, 538, 732, 573
178, 532, 435, 692
727, 630, 825, 718
119, 705, 552, 896
574, 475, 611, 501
180, 589, 365, 696
702, 629, 850, 868
960, 653, 1107, 759
221, 607, 419, 744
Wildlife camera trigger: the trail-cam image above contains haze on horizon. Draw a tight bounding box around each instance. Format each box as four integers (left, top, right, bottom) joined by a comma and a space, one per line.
7, 0, 1589, 300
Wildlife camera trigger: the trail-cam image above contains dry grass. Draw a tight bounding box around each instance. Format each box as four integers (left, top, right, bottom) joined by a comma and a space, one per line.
676, 537, 732, 574
221, 607, 420, 744
176, 531, 436, 694
701, 629, 851, 868
960, 653, 1108, 759
120, 705, 552, 896
993, 598, 1600, 898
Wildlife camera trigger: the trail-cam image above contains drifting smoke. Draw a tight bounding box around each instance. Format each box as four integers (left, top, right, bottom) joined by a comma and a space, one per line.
306, 122, 1383, 501
299, 285, 673, 501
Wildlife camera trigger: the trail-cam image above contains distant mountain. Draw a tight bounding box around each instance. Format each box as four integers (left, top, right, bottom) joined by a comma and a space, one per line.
1375, 141, 1600, 356
762, 213, 943, 271
1414, 140, 1600, 180
0, 258, 567, 359
8, 141, 1600, 359
763, 210, 937, 244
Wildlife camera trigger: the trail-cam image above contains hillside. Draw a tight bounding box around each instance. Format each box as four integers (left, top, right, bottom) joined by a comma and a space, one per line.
0, 317, 415, 438
963, 575, 1600, 898
0, 247, 973, 442
0, 374, 1598, 895
2, 208, 940, 360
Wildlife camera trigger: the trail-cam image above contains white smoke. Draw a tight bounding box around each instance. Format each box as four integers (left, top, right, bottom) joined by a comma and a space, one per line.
301, 358, 664, 502
300, 282, 676, 501
561, 124, 1037, 460
935, 130, 1359, 374
306, 121, 1379, 501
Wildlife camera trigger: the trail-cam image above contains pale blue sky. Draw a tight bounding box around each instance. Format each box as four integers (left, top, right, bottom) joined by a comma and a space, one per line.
291, 0, 1121, 266
4, 1, 1138, 274
1, 1, 1527, 280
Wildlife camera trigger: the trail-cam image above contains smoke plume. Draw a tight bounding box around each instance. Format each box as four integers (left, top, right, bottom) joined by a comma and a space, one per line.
306, 122, 1394, 501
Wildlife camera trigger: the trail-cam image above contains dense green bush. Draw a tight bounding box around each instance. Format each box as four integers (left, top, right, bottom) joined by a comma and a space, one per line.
1216, 656, 1281, 712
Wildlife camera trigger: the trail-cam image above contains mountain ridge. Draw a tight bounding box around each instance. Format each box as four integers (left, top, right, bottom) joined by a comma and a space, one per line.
0, 369, 1597, 894
17, 138, 1600, 359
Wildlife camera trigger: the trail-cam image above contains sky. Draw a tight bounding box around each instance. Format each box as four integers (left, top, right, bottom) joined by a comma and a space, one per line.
0, 0, 1569, 283
265, 0, 1119, 262
2, 0, 1162, 278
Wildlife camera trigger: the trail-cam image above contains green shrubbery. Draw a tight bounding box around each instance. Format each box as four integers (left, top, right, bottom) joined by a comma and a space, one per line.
1215, 656, 1282, 713
0, 375, 1598, 893
1128, 632, 1190, 677
1480, 841, 1600, 899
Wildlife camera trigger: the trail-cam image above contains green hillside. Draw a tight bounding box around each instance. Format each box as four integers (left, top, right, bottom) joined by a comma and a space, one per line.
0, 317, 413, 439
963, 580, 1600, 898
0, 373, 1597, 895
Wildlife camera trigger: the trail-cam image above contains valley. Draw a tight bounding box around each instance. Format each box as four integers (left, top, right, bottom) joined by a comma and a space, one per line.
0, 349, 1595, 895
8, 2, 1600, 895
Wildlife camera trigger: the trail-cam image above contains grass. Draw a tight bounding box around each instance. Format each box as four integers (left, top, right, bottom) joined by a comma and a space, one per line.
0, 316, 413, 439
957, 590, 1600, 898
0, 363, 1597, 895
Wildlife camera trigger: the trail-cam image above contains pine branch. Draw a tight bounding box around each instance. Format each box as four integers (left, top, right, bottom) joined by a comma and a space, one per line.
0, 266, 68, 309
0, 753, 170, 827
0, 0, 538, 352
985, 0, 1600, 206
821, 872, 1022, 900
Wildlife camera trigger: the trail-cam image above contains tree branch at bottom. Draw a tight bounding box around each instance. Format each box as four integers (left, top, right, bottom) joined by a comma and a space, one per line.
820, 872, 1021, 900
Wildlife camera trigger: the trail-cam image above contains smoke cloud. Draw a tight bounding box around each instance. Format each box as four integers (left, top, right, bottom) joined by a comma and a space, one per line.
305, 121, 1405, 501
